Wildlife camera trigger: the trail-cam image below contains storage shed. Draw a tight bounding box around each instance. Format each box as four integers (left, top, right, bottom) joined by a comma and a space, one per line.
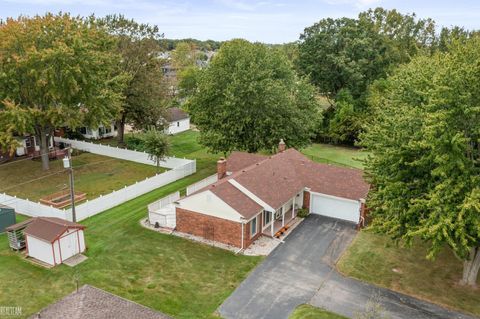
0, 205, 16, 233
23, 217, 86, 266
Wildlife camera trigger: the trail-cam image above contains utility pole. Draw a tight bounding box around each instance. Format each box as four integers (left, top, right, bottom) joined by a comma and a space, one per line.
63, 148, 76, 222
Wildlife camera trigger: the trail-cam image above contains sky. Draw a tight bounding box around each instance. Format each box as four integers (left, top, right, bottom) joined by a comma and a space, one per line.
1, 0, 479, 43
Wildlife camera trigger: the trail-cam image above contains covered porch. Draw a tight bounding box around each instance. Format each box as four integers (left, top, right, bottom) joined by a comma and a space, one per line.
262, 190, 304, 238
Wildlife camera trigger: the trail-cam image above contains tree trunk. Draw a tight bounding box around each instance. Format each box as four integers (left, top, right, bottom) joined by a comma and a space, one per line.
35, 126, 50, 171
461, 247, 480, 287
116, 113, 126, 145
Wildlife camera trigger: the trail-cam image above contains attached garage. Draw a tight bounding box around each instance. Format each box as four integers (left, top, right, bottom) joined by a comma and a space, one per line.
309, 192, 361, 223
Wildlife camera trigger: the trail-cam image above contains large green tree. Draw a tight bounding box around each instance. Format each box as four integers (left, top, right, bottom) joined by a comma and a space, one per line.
298, 8, 435, 145
361, 38, 480, 286
0, 13, 127, 170
98, 15, 169, 143
188, 39, 320, 154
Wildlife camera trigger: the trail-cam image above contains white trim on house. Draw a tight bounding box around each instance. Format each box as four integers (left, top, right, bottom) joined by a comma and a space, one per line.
176, 190, 243, 222
250, 215, 259, 238
228, 179, 275, 212
308, 191, 361, 205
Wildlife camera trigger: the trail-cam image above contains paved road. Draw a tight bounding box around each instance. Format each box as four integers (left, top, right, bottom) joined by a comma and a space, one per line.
218, 215, 477, 319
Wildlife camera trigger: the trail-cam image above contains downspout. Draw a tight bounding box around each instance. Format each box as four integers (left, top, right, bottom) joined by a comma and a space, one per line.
235, 217, 245, 254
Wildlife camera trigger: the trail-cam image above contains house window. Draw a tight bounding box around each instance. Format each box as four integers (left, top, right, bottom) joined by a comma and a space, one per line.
25, 137, 32, 148
79, 127, 87, 134
263, 211, 272, 226
250, 216, 258, 238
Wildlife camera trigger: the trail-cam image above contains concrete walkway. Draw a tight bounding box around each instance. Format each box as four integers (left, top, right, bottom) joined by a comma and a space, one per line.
218, 215, 477, 319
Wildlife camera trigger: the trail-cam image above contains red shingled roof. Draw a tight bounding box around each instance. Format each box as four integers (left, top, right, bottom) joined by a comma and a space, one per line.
183, 148, 369, 218
226, 151, 267, 173
23, 217, 85, 243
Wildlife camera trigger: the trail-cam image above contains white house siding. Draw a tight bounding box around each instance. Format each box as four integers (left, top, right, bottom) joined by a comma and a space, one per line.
27, 236, 55, 266
15, 135, 53, 157
176, 190, 243, 222
80, 124, 117, 140
166, 118, 190, 135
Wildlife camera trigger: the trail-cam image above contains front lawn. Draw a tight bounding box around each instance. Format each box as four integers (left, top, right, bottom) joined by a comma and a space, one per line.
337, 231, 480, 316
289, 305, 347, 319
0, 152, 162, 201
0, 168, 261, 318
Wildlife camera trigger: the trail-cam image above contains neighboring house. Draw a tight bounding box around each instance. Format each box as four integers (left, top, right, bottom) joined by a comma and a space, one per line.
7, 217, 86, 266
172, 140, 369, 250
165, 107, 190, 135
77, 123, 118, 140
31, 284, 172, 319
15, 134, 54, 157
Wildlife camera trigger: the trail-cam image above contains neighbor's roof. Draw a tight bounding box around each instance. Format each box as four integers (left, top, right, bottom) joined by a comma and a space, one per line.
166, 107, 189, 122
5, 218, 34, 232
30, 284, 171, 319
24, 217, 85, 243
182, 148, 369, 218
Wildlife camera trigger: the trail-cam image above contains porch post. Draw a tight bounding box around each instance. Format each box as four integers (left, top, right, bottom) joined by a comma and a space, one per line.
282, 206, 285, 227
270, 211, 274, 237
292, 196, 295, 219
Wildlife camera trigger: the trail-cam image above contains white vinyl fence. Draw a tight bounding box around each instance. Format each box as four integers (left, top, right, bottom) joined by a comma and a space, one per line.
1, 138, 196, 222
186, 174, 218, 196
147, 191, 180, 229
0, 193, 68, 220
148, 191, 180, 213
55, 137, 191, 169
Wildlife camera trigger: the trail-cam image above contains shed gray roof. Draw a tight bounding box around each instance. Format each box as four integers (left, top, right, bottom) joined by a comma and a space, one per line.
30, 285, 172, 319
166, 107, 189, 122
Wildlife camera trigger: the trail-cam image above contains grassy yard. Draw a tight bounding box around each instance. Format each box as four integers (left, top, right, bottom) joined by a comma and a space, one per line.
0, 167, 261, 318
337, 231, 480, 316
289, 305, 347, 319
0, 152, 162, 201
0, 130, 368, 318
301, 143, 367, 169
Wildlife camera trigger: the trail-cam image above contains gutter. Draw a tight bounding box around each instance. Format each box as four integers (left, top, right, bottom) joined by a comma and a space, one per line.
235, 217, 245, 254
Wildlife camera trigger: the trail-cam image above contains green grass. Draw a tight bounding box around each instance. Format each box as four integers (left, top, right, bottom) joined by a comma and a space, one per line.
337, 231, 480, 316
0, 164, 261, 318
0, 153, 162, 201
301, 143, 368, 169
289, 305, 348, 319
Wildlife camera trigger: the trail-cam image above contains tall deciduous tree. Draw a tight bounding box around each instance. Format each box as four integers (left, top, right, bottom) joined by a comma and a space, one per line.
298, 8, 435, 145
188, 39, 320, 154
98, 15, 169, 143
361, 38, 480, 287
0, 13, 127, 170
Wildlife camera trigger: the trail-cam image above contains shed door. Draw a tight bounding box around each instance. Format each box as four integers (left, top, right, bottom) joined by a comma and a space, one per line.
310, 193, 360, 223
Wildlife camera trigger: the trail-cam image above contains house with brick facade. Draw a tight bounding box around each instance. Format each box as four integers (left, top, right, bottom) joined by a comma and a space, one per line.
172, 140, 369, 250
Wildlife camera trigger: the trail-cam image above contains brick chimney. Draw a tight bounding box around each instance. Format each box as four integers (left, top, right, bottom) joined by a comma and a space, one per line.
217, 157, 227, 179
278, 139, 286, 153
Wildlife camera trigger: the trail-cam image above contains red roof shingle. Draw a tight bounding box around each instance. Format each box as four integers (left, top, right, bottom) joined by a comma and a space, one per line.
24, 217, 85, 243
182, 148, 369, 218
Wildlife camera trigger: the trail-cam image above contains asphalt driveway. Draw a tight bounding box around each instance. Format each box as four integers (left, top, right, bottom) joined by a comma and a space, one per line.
218, 215, 476, 319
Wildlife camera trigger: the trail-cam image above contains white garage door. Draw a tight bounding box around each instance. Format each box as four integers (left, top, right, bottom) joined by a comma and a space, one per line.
310, 192, 360, 223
